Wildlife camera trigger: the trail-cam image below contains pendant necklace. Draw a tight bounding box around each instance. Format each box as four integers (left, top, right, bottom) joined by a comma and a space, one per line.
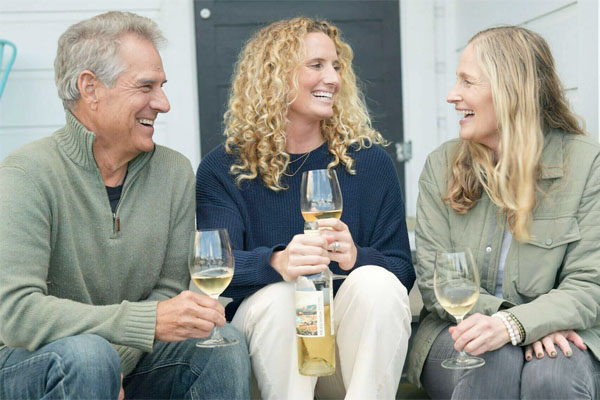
282, 151, 311, 177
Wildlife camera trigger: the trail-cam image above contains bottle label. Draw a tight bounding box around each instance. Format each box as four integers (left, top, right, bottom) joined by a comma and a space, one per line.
327, 287, 334, 335
295, 290, 325, 337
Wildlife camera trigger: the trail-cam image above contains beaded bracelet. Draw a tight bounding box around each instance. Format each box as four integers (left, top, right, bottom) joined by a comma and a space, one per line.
507, 318, 521, 343
505, 312, 526, 344
492, 312, 518, 346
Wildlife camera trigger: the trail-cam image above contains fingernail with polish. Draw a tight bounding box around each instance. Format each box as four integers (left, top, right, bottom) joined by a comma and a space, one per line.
537, 352, 543, 358
526, 355, 532, 361
550, 351, 556, 357
566, 351, 572, 358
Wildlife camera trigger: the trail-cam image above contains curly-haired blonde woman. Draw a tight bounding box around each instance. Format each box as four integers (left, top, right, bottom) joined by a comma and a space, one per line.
407, 26, 600, 399
196, 17, 414, 399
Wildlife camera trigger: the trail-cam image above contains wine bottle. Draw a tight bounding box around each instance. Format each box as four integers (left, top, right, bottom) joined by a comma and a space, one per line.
295, 222, 335, 376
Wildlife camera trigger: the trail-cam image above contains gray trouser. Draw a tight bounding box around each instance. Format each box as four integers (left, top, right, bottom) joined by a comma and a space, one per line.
422, 328, 600, 399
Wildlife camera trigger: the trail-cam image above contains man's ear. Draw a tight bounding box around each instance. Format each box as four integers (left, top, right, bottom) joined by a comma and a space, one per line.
77, 70, 100, 110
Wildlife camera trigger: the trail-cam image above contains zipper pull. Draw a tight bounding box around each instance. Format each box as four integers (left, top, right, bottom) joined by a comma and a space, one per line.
113, 213, 120, 233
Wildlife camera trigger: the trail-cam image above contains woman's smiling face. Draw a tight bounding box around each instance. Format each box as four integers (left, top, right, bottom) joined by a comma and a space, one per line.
447, 42, 499, 151
287, 32, 342, 124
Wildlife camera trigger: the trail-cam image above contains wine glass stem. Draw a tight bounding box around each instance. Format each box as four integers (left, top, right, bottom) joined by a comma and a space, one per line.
210, 295, 224, 341
455, 315, 468, 362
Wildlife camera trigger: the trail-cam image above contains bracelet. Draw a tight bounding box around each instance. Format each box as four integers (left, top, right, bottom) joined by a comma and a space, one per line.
505, 312, 526, 344
507, 318, 521, 344
493, 312, 518, 346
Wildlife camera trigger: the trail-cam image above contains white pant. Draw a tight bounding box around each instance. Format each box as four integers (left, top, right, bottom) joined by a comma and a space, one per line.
231, 265, 412, 400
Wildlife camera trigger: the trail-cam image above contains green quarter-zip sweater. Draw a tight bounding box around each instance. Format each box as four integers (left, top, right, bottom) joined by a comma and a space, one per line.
0, 112, 195, 375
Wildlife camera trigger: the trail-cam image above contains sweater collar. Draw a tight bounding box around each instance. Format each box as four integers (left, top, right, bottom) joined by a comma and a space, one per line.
54, 111, 97, 170
55, 111, 154, 177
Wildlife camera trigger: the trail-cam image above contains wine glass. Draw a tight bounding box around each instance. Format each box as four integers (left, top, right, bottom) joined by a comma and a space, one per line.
434, 247, 485, 369
300, 169, 345, 280
300, 169, 343, 222
189, 228, 238, 347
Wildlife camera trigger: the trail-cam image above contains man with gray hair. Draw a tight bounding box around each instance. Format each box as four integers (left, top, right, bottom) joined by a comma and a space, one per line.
0, 11, 250, 399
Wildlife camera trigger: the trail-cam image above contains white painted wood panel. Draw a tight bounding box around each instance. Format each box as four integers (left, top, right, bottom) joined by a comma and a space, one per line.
0, 0, 199, 168
453, 0, 576, 45
446, 0, 597, 139
0, 72, 64, 129
400, 0, 438, 219
401, 0, 598, 219
1, 0, 597, 221
1, 0, 161, 13
1, 11, 160, 71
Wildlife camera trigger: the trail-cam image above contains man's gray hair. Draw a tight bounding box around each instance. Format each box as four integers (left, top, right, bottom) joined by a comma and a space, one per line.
54, 11, 166, 110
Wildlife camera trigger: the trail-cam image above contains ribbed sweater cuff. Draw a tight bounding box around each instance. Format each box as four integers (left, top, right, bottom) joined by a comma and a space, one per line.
354, 246, 381, 269
260, 245, 285, 282
114, 345, 145, 376
120, 301, 157, 352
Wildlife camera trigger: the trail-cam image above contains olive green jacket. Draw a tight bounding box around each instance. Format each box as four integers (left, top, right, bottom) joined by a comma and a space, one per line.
407, 130, 600, 386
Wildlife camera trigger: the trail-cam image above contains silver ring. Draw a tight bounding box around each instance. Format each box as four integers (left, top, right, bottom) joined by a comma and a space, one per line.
332, 241, 340, 253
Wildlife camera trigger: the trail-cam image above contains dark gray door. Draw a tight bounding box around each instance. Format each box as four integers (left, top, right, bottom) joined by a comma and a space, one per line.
194, 0, 405, 190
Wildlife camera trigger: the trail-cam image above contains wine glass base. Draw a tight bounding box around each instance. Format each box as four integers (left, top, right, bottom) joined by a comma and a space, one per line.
331, 274, 347, 280
441, 356, 485, 370
195, 337, 239, 348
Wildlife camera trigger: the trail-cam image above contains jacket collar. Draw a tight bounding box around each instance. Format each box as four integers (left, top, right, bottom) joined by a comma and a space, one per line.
539, 130, 565, 179
54, 111, 154, 178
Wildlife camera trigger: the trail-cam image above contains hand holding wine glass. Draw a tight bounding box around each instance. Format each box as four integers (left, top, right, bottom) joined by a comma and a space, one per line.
434, 247, 485, 369
300, 169, 351, 277
189, 228, 238, 347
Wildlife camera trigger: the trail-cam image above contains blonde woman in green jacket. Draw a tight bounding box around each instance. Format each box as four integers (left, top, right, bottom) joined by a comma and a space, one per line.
407, 26, 600, 398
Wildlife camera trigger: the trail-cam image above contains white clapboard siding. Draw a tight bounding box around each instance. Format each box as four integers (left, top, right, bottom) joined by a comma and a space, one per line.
0, 0, 200, 168
447, 0, 596, 138
402, 0, 598, 218
1, 1, 597, 221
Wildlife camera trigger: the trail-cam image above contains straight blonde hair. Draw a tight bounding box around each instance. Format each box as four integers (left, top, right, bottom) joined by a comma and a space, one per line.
445, 26, 584, 241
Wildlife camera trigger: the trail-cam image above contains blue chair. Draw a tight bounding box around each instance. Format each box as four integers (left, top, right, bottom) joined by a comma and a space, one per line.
0, 40, 17, 100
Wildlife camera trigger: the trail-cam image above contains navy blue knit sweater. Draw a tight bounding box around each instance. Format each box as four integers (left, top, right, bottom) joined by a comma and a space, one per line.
196, 142, 415, 319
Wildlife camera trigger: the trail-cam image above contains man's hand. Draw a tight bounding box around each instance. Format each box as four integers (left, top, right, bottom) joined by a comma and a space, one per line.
155, 291, 226, 342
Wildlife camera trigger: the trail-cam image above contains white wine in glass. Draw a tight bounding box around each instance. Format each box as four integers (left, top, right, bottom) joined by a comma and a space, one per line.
300, 169, 345, 281
300, 169, 343, 224
189, 228, 238, 347
434, 248, 485, 369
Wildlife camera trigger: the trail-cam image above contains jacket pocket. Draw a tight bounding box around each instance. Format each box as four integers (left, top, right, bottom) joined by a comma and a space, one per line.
516, 217, 580, 296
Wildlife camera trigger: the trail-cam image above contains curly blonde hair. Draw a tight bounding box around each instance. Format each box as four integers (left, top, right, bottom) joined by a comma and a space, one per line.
223, 17, 385, 191
445, 26, 584, 240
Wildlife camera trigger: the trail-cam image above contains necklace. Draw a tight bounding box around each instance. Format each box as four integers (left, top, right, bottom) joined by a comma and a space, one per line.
287, 151, 310, 164
282, 151, 310, 177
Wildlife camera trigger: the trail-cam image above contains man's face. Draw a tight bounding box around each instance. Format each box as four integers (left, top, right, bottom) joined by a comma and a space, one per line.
94, 33, 170, 157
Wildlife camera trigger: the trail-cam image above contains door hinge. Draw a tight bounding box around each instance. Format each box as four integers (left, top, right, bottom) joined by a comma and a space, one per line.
395, 141, 412, 162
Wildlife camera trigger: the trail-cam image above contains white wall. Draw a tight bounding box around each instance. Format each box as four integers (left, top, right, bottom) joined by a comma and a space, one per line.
448, 0, 598, 139
401, 0, 453, 219
0, 0, 200, 167
401, 0, 599, 218
2, 0, 599, 221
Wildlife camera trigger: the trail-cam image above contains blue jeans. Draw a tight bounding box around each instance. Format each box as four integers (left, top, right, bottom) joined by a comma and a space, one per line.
422, 328, 600, 399
124, 324, 250, 399
0, 325, 250, 399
